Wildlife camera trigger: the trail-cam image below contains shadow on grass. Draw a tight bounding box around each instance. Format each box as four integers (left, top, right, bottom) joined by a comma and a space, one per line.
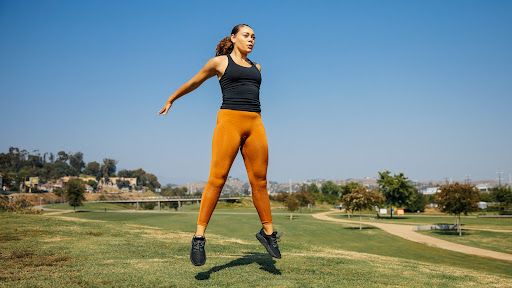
343, 226, 378, 230
195, 252, 281, 280
375, 216, 412, 220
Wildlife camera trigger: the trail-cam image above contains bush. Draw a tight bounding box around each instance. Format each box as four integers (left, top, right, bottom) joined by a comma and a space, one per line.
0, 195, 41, 214
140, 202, 156, 210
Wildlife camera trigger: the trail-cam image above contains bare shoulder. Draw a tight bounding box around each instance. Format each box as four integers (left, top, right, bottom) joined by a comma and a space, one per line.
254, 62, 262, 72
212, 55, 229, 80
207, 55, 227, 68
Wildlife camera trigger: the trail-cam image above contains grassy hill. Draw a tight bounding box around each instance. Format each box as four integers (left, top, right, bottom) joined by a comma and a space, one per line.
1, 206, 511, 287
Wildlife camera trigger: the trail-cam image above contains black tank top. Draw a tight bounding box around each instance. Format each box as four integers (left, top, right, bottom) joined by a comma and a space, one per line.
219, 54, 262, 112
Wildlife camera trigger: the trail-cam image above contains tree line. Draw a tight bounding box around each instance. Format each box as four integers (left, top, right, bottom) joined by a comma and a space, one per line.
271, 170, 512, 220
0, 146, 161, 192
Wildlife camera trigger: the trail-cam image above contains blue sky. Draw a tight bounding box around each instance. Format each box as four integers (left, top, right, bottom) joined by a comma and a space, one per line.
1, 0, 511, 185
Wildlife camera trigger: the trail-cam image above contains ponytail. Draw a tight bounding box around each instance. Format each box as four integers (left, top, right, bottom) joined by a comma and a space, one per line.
215, 36, 234, 56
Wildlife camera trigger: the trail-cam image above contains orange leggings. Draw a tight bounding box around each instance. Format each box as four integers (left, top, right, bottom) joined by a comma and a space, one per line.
196, 108, 273, 227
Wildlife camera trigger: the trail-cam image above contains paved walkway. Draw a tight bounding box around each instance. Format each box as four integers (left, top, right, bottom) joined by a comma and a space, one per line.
312, 210, 512, 262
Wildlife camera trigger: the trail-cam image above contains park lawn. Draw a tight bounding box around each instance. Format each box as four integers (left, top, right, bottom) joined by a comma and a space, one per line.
45, 202, 136, 211
0, 210, 511, 288
333, 213, 512, 230
418, 229, 512, 255
45, 201, 332, 214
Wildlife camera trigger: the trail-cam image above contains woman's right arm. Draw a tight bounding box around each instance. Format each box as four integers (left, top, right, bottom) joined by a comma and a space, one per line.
159, 57, 220, 115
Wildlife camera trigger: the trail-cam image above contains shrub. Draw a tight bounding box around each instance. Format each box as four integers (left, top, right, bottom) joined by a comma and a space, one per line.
0, 195, 41, 214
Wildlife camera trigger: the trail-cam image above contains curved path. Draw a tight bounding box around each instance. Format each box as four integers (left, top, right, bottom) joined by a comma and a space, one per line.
312, 209, 512, 262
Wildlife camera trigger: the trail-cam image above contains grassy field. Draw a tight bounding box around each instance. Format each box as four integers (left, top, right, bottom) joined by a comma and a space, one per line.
1, 204, 511, 287
44, 200, 331, 214
417, 229, 512, 254
333, 213, 512, 230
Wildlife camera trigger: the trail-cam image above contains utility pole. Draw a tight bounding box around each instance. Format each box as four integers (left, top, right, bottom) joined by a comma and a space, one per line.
464, 174, 471, 184
497, 171, 503, 187
289, 179, 292, 194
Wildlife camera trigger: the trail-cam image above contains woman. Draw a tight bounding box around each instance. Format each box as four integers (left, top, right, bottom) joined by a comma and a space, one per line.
158, 24, 281, 266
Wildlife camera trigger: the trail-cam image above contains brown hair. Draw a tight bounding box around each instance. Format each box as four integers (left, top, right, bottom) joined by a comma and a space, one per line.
215, 23, 252, 56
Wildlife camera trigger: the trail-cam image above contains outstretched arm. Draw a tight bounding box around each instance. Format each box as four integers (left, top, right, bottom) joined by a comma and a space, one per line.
159, 57, 219, 115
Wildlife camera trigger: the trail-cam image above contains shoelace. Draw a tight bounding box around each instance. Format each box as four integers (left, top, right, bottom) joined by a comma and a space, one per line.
266, 233, 280, 248
192, 239, 205, 251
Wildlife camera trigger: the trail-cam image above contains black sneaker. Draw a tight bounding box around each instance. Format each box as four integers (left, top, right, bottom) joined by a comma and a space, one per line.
190, 235, 206, 266
256, 228, 281, 259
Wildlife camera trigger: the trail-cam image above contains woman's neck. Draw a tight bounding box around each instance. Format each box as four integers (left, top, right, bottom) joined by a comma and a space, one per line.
231, 50, 248, 61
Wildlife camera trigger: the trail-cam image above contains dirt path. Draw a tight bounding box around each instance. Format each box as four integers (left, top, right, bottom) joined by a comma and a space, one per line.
312, 210, 512, 262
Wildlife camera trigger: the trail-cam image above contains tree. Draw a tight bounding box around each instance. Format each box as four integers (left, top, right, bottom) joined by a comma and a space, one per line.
100, 158, 117, 178
294, 191, 315, 209
56, 151, 69, 163
69, 152, 85, 175
286, 194, 299, 220
478, 191, 493, 203
320, 181, 341, 204
340, 182, 364, 197
160, 185, 188, 197
436, 182, 480, 236
83, 161, 101, 179
405, 190, 427, 213
117, 168, 161, 191
341, 187, 384, 229
377, 170, 416, 218
490, 186, 512, 213
65, 178, 86, 211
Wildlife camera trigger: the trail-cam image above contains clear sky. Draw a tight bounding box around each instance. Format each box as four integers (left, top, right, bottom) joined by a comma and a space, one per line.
1, 0, 511, 185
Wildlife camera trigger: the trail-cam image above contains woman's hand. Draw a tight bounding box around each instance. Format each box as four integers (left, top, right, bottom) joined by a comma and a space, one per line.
158, 100, 173, 115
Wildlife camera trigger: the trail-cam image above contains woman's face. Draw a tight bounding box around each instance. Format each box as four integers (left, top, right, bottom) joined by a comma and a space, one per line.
231, 26, 255, 53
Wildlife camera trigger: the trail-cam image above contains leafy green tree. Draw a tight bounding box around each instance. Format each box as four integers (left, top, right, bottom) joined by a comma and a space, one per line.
320, 181, 341, 204
69, 152, 85, 175
478, 191, 493, 203
436, 183, 480, 236
405, 190, 427, 213
341, 187, 384, 229
377, 170, 416, 218
308, 183, 320, 194
117, 168, 161, 191
100, 158, 117, 178
161, 185, 188, 196
83, 161, 101, 179
49, 161, 73, 179
56, 151, 69, 163
65, 178, 86, 211
491, 186, 512, 213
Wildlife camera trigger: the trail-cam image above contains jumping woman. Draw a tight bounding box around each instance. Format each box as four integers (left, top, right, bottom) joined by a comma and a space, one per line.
158, 23, 281, 266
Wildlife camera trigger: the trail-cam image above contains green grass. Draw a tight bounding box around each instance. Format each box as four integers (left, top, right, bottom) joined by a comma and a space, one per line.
45, 202, 135, 211
418, 230, 512, 254
334, 213, 512, 230
1, 209, 511, 287
45, 201, 332, 214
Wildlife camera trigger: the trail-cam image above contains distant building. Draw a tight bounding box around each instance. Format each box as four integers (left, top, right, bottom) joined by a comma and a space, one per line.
475, 183, 491, 192
21, 176, 40, 193
420, 187, 439, 195
478, 201, 488, 209
98, 177, 137, 189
